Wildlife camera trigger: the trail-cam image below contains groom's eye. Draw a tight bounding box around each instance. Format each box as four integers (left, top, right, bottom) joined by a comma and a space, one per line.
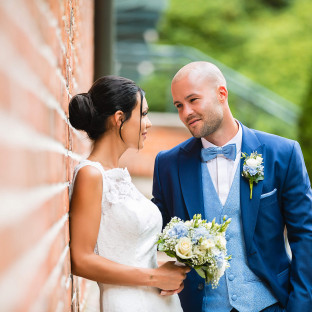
190, 98, 198, 103
175, 103, 182, 109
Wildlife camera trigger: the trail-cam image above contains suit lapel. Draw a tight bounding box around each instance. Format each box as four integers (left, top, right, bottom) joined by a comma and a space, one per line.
177, 125, 264, 251
240, 124, 264, 254
178, 138, 205, 220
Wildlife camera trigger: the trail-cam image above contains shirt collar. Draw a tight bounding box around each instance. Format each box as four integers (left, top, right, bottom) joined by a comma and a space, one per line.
201, 120, 242, 154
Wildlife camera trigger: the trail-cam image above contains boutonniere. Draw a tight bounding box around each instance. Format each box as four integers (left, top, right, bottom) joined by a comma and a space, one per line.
241, 152, 264, 199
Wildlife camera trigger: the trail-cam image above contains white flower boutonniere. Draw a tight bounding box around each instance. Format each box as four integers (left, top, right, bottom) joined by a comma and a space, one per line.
242, 152, 264, 199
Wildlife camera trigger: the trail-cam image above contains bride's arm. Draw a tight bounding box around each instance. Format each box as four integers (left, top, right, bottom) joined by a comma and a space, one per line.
70, 166, 189, 291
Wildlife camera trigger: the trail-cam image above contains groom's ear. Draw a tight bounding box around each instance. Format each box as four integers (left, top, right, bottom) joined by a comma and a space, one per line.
217, 86, 228, 103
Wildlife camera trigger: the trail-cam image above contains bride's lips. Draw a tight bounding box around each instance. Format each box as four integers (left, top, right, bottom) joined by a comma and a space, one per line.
142, 131, 147, 139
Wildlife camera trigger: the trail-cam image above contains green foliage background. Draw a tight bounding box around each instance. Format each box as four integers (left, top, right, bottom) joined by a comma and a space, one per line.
139, 0, 312, 177
156, 0, 312, 105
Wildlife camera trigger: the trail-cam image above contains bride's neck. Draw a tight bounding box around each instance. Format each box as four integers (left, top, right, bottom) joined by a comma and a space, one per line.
88, 132, 126, 170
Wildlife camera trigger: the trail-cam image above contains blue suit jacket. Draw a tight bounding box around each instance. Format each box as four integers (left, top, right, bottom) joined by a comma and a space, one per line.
152, 124, 312, 312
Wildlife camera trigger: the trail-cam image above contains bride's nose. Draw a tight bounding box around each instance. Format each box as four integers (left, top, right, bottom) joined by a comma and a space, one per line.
146, 116, 152, 128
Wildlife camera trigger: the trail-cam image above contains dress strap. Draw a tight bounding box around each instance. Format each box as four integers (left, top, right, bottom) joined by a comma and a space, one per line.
69, 160, 106, 200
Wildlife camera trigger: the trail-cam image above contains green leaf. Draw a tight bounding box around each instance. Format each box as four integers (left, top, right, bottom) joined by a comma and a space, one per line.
165, 251, 177, 258
194, 267, 206, 279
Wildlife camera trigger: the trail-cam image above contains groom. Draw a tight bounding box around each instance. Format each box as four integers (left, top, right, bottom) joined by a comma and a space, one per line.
152, 62, 312, 312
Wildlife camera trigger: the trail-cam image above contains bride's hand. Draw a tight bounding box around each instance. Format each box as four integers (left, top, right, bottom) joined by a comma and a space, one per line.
152, 261, 190, 291
160, 282, 185, 296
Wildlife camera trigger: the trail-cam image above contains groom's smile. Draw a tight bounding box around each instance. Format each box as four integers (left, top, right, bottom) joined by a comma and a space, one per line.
188, 118, 201, 127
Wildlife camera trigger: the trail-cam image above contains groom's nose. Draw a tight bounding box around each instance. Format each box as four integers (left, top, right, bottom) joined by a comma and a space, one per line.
181, 104, 194, 122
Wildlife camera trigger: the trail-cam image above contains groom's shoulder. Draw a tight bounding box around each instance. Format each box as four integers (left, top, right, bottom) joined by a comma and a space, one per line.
251, 127, 297, 151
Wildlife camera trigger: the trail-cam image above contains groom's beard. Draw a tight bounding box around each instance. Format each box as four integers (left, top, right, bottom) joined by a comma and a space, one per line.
186, 114, 223, 139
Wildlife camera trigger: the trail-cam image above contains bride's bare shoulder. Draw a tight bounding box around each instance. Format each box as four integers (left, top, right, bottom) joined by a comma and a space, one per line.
72, 165, 103, 197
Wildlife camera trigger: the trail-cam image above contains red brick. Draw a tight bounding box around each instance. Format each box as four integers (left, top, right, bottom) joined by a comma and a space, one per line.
15, 227, 70, 312
0, 69, 11, 110
0, 189, 69, 275
0, 0, 94, 310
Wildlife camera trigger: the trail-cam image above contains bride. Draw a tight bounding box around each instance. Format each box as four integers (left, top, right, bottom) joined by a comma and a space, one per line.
68, 76, 189, 312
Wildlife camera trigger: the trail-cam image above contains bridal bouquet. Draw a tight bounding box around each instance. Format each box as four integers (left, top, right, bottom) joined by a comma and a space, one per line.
156, 214, 231, 288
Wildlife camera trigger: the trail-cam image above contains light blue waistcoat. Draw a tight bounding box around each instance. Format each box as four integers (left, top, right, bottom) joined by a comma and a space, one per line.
201, 161, 277, 312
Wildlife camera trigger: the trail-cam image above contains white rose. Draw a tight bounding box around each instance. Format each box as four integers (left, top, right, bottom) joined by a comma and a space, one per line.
199, 238, 215, 251
246, 158, 259, 168
175, 237, 193, 259
255, 156, 263, 165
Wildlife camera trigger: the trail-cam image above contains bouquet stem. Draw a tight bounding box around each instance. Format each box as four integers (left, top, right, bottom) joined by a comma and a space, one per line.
249, 180, 253, 199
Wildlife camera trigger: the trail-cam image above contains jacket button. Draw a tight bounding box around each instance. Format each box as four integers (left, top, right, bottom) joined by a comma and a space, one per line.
197, 283, 204, 290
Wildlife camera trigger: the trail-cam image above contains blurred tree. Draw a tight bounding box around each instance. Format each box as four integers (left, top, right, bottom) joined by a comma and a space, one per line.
158, 0, 312, 107
139, 0, 311, 141
260, 0, 291, 9
140, 73, 173, 112
299, 74, 312, 179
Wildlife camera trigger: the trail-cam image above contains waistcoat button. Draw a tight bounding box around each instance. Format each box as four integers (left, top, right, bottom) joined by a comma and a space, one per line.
232, 294, 237, 301
228, 274, 235, 281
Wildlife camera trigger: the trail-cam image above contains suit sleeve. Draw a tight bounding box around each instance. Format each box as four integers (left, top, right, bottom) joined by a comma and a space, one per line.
282, 141, 312, 311
152, 152, 171, 228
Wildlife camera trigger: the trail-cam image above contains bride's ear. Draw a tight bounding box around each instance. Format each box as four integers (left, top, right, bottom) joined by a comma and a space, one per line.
113, 110, 124, 127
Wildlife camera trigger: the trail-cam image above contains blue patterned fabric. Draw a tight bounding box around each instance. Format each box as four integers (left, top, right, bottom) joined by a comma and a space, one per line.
201, 162, 278, 312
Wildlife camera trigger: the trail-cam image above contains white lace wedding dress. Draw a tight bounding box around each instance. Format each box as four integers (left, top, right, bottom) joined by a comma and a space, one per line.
70, 160, 183, 312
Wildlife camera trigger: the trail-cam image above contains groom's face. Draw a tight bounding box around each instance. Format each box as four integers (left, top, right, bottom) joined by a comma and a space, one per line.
171, 76, 224, 139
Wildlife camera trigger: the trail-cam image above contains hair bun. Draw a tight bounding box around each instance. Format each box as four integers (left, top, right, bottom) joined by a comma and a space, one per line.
69, 93, 95, 133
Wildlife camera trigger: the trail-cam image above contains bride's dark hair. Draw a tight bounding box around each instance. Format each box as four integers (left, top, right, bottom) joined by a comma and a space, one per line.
69, 76, 144, 141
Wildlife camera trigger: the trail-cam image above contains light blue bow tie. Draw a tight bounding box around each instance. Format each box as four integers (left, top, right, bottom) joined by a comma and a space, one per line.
201, 143, 237, 162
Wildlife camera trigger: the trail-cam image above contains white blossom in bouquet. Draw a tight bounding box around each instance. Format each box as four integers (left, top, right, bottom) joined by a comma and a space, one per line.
156, 214, 231, 288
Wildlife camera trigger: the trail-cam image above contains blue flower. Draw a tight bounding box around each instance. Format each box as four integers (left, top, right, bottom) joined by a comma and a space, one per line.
215, 253, 225, 269
168, 223, 188, 238
243, 165, 258, 176
192, 227, 210, 242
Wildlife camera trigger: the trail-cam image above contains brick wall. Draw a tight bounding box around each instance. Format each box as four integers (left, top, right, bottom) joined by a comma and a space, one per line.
0, 1, 93, 311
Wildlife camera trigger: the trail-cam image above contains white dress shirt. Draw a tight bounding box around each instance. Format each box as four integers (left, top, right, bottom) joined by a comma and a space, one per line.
201, 121, 242, 206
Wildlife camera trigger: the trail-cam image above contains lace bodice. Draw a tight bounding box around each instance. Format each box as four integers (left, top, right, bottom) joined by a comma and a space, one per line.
70, 160, 141, 204
100, 166, 142, 205
69, 160, 182, 312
